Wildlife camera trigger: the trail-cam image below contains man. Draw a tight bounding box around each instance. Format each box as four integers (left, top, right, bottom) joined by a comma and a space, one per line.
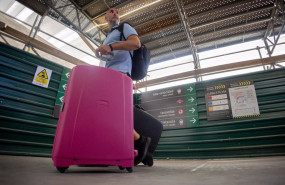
95, 8, 151, 166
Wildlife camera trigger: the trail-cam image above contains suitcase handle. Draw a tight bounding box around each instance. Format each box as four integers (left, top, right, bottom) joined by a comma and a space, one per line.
95, 52, 114, 61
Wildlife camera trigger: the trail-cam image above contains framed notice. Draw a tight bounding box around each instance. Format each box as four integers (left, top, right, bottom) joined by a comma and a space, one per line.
205, 83, 232, 121
228, 80, 260, 118
205, 79, 260, 121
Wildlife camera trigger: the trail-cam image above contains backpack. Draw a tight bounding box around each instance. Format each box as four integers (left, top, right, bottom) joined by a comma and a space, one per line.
117, 22, 150, 81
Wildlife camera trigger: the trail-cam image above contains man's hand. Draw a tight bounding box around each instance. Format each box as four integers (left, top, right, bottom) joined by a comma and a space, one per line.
95, 45, 112, 56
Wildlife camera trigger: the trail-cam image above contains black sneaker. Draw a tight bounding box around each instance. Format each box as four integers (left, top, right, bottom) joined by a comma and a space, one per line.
142, 152, 153, 167
134, 136, 151, 166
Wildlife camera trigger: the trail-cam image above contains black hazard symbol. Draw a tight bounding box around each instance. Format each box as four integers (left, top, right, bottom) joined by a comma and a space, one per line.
37, 69, 48, 79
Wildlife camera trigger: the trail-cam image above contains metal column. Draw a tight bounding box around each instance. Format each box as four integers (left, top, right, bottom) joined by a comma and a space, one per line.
263, 0, 285, 60
174, 0, 202, 81
42, 0, 100, 47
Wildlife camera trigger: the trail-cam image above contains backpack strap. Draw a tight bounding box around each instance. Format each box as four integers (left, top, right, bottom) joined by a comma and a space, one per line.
118, 22, 134, 60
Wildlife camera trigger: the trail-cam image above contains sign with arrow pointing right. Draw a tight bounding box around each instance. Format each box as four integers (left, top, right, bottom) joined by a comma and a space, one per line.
141, 83, 199, 129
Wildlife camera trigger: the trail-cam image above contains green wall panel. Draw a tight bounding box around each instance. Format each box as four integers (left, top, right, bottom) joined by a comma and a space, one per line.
152, 68, 285, 159
1, 42, 285, 159
0, 42, 65, 157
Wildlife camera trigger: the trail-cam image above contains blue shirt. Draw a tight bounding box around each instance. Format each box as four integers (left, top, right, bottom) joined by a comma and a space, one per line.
103, 24, 138, 75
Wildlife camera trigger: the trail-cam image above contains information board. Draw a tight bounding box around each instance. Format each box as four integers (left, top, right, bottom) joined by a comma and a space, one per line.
141, 84, 199, 129
228, 80, 260, 118
205, 83, 232, 121
205, 79, 260, 120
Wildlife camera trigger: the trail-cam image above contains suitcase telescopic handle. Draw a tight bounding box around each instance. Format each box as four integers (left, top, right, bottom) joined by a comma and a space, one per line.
95, 52, 114, 61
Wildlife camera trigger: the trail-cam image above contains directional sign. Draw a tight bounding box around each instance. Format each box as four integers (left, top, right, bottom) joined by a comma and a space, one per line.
61, 67, 71, 81
141, 83, 199, 129
55, 67, 71, 105
142, 84, 188, 101
55, 91, 65, 105
188, 97, 195, 103
58, 80, 68, 93
141, 96, 187, 111
54, 67, 71, 118
187, 106, 196, 114
160, 115, 199, 129
186, 86, 194, 93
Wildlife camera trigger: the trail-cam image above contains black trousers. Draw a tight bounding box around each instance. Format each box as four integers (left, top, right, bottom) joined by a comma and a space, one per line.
133, 106, 163, 154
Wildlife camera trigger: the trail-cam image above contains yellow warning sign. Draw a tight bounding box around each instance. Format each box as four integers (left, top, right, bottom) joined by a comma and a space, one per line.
32, 66, 52, 88
35, 76, 48, 85
37, 69, 48, 79
35, 69, 48, 85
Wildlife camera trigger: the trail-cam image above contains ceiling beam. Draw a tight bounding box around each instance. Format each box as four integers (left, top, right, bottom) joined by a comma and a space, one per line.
81, 0, 100, 10
91, 0, 172, 21
149, 27, 273, 64
78, 33, 97, 54
43, 0, 101, 47
142, 5, 273, 43
90, 0, 134, 20
195, 18, 270, 43
149, 18, 271, 59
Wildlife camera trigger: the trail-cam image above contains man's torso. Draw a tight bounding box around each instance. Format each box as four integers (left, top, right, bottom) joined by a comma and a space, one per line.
103, 24, 138, 75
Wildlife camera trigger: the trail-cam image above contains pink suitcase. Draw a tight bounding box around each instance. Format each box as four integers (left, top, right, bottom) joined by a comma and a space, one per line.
52, 65, 136, 173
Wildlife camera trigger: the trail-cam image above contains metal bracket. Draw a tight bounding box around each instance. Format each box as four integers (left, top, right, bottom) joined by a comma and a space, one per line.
42, 0, 101, 47
263, 0, 285, 57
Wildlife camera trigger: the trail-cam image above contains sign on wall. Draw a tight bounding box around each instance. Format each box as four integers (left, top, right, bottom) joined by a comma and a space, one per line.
32, 66, 52, 88
141, 84, 199, 129
205, 83, 232, 121
53, 67, 71, 118
205, 79, 260, 120
228, 80, 260, 119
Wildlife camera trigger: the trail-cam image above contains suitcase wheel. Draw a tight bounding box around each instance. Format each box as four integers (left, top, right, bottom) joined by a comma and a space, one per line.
118, 166, 125, 170
126, 167, 133, 173
56, 167, 69, 173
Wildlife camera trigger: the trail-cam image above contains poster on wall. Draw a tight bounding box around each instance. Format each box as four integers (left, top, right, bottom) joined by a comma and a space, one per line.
205, 79, 260, 121
228, 80, 260, 119
141, 83, 199, 129
205, 83, 232, 121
